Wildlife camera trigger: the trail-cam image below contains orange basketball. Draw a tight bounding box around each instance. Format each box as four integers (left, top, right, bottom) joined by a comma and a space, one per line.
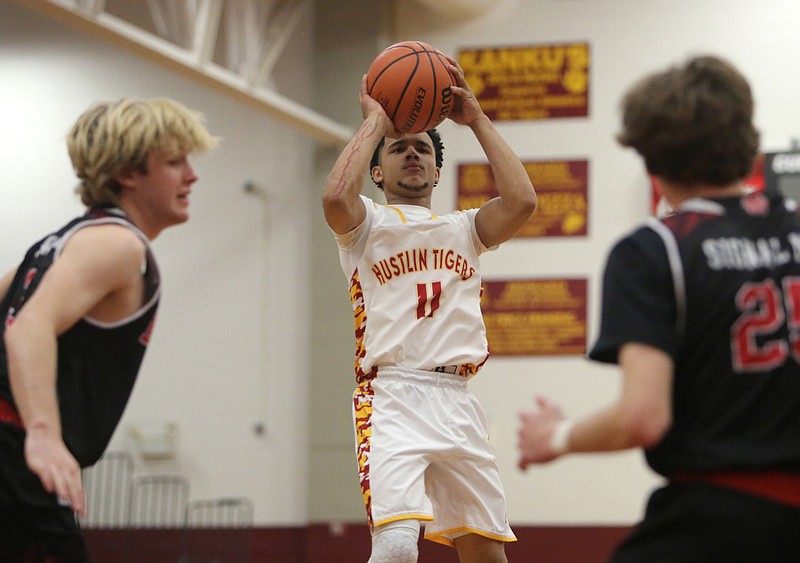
366, 41, 455, 135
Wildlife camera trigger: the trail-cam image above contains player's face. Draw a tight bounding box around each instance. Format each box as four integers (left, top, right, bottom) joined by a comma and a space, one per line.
374, 133, 440, 198
129, 151, 198, 227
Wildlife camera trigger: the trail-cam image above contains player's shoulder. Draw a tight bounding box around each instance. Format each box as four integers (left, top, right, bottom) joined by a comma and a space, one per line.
604, 220, 670, 268
67, 222, 146, 262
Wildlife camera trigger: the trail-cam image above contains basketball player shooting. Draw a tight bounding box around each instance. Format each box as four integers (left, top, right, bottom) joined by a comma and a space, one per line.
322, 54, 537, 563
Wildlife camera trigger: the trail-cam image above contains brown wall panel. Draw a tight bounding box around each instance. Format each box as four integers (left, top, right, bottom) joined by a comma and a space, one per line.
85, 524, 631, 562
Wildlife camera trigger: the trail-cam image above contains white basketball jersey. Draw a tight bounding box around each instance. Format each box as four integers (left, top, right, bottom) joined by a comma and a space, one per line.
335, 195, 494, 382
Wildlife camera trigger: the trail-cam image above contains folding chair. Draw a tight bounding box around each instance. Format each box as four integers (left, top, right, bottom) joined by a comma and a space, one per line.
79, 450, 134, 528
128, 474, 189, 528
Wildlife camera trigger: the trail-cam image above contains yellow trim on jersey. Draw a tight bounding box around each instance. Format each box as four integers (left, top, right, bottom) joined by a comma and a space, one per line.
349, 271, 371, 381
383, 205, 439, 223
384, 205, 407, 223
424, 526, 518, 547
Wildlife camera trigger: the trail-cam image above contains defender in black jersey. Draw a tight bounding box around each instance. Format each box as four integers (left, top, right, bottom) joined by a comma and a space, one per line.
0, 98, 216, 562
517, 56, 800, 561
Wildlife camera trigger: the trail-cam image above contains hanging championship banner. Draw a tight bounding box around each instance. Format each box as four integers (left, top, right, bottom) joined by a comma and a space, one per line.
458, 42, 589, 121
481, 278, 587, 357
457, 159, 588, 237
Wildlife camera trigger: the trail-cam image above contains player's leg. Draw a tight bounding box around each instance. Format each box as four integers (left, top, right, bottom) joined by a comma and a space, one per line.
356, 376, 432, 562
0, 424, 90, 562
368, 519, 421, 563
611, 482, 796, 563
422, 386, 515, 550
453, 533, 507, 563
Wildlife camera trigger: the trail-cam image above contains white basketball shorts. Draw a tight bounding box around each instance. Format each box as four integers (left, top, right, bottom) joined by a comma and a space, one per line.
353, 366, 515, 547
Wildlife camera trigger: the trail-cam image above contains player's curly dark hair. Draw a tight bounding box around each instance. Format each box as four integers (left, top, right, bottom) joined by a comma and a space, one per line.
370, 129, 444, 190
616, 55, 759, 186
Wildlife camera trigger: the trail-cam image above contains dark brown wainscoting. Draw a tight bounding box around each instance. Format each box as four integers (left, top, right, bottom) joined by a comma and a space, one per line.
84, 524, 632, 562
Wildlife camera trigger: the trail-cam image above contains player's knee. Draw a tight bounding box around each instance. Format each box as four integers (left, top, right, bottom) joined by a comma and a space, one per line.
368, 520, 420, 563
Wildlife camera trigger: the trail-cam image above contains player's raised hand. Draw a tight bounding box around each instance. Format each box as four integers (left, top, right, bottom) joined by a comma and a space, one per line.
444, 56, 485, 127
359, 74, 401, 138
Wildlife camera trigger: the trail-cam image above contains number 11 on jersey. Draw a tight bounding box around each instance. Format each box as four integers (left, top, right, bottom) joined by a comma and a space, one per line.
417, 282, 442, 319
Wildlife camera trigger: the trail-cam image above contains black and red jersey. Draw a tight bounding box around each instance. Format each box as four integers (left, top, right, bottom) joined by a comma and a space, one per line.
590, 190, 800, 475
0, 208, 159, 467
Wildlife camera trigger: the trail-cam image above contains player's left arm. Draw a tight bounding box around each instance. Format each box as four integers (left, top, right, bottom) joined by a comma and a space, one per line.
517, 342, 673, 467
445, 56, 537, 248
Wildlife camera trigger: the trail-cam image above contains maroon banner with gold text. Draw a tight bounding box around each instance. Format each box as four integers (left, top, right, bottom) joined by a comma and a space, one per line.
482, 278, 587, 356
458, 42, 589, 121
457, 160, 588, 237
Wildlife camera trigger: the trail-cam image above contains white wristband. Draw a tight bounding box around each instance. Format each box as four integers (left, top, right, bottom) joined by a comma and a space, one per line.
549, 419, 574, 456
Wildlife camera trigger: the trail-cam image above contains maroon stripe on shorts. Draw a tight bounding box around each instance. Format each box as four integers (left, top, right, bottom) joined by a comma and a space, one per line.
0, 397, 23, 429
671, 470, 800, 508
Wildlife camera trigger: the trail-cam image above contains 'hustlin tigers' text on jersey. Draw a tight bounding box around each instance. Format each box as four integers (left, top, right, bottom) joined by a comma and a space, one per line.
335, 196, 495, 383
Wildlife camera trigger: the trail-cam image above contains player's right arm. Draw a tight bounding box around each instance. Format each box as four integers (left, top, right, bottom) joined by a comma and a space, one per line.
322, 75, 397, 235
4, 225, 147, 515
517, 343, 673, 466
444, 56, 537, 248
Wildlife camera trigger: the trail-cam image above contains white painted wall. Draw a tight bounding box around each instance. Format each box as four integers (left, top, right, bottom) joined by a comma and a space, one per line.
4, 0, 800, 530
390, 0, 800, 524
0, 0, 313, 525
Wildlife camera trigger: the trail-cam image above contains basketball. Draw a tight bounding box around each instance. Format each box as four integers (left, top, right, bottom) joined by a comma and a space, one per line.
366, 41, 455, 135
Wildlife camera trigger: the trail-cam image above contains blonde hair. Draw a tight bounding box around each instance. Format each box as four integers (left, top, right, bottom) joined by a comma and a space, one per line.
67, 98, 219, 207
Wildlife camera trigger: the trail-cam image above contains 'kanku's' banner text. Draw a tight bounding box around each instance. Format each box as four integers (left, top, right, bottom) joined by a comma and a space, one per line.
459, 42, 589, 121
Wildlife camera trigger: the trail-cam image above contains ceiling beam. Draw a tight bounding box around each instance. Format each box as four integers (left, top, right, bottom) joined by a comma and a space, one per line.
412, 0, 496, 19
11, 0, 353, 147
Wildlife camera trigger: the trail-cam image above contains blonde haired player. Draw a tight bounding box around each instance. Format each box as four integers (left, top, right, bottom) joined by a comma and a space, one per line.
0, 98, 217, 561
323, 56, 537, 563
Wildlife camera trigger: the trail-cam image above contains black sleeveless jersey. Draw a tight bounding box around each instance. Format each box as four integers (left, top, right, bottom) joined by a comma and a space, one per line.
589, 191, 800, 475
0, 208, 159, 467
